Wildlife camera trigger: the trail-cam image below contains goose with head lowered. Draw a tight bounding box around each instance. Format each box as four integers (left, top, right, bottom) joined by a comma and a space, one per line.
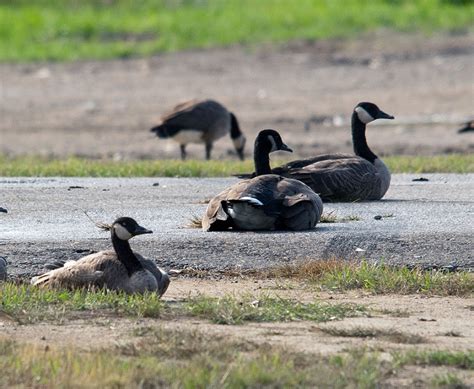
31, 217, 170, 296
239, 102, 394, 202
203, 129, 323, 231
150, 99, 246, 160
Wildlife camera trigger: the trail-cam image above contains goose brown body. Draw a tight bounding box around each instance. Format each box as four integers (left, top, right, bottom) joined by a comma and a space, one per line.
31, 218, 169, 296
239, 102, 394, 202
150, 99, 245, 160
203, 130, 323, 231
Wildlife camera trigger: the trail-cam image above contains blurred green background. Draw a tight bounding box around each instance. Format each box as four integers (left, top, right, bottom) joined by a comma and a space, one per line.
0, 0, 472, 62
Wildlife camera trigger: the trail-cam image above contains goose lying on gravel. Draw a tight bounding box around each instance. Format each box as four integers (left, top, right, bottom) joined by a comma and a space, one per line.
203, 129, 323, 231
150, 99, 246, 160
31, 217, 170, 296
238, 102, 394, 202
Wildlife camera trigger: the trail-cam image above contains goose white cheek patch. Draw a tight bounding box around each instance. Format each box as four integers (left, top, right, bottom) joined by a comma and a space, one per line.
355, 106, 374, 124
114, 224, 133, 240
267, 135, 278, 152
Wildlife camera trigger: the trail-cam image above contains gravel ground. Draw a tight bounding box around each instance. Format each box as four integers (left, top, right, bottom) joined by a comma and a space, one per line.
1, 174, 473, 279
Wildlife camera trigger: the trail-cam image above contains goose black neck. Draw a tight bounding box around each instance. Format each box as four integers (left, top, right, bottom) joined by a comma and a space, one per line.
351, 112, 377, 163
111, 232, 142, 276
230, 113, 241, 139
254, 142, 272, 176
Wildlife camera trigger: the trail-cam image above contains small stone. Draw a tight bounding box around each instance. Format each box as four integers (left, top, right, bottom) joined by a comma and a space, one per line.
152, 182, 160, 187
0, 207, 7, 213
374, 215, 382, 220
412, 177, 429, 182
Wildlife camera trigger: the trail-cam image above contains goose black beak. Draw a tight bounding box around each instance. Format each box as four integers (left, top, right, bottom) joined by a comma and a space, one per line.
280, 143, 293, 153
237, 148, 245, 161
133, 225, 153, 236
377, 110, 394, 120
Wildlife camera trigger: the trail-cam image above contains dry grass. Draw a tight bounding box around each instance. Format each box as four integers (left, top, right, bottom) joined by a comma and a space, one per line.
320, 211, 361, 223
186, 215, 203, 229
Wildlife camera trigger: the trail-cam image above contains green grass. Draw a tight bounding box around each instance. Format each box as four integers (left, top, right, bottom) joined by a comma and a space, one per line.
185, 294, 366, 325
2, 333, 472, 389
0, 0, 473, 62
0, 337, 396, 388
0, 282, 164, 322
263, 260, 474, 296
0, 154, 472, 177
0, 282, 366, 324
395, 350, 474, 370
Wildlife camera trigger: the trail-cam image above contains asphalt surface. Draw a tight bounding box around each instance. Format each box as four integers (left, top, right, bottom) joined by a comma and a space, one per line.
1, 174, 473, 279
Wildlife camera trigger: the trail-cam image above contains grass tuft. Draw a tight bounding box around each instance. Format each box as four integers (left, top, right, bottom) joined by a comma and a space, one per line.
261, 260, 474, 296
319, 326, 426, 344
184, 294, 366, 325
394, 350, 474, 370
320, 211, 361, 223
0, 154, 472, 176
187, 215, 203, 229
0, 282, 163, 322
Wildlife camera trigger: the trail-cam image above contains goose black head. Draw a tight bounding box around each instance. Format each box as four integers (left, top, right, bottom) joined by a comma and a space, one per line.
230, 113, 246, 160
354, 102, 394, 124
255, 129, 293, 154
110, 217, 153, 241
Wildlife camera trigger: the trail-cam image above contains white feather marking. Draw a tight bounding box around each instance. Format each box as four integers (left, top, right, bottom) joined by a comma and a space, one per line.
232, 134, 246, 150
267, 135, 278, 152
239, 196, 263, 206
172, 130, 204, 144
114, 224, 132, 240
355, 106, 374, 124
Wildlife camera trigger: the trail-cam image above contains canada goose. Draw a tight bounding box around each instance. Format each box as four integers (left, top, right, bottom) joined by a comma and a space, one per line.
457, 120, 473, 133
239, 102, 394, 202
31, 217, 170, 296
150, 99, 246, 160
203, 129, 323, 231
0, 257, 7, 282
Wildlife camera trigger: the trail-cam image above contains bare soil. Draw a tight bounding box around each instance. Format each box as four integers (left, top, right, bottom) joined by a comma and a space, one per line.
1, 278, 473, 387
1, 32, 473, 160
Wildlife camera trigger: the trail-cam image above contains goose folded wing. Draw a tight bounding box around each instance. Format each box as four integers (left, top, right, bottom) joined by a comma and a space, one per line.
288, 158, 380, 201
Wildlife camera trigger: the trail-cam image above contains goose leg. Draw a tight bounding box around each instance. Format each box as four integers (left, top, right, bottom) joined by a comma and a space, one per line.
180, 144, 186, 160
205, 143, 212, 160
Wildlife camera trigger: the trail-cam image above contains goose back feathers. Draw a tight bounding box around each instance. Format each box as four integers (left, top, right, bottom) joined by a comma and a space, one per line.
150, 99, 246, 160
203, 130, 323, 231
31, 217, 169, 296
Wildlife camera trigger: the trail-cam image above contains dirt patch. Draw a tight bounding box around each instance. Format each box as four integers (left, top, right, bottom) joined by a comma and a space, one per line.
1, 32, 473, 160
2, 278, 473, 356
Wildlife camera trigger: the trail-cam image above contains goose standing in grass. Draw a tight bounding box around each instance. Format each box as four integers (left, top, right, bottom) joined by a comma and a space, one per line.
31, 217, 170, 296
239, 102, 394, 202
203, 129, 323, 231
150, 99, 246, 160
0, 257, 7, 282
